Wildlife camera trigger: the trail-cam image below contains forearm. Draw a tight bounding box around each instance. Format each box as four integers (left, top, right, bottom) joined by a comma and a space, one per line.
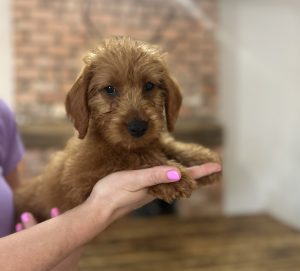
0, 200, 110, 271
0, 165, 221, 271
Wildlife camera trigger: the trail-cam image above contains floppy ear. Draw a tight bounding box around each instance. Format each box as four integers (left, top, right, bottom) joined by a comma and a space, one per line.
65, 67, 91, 139
164, 75, 183, 132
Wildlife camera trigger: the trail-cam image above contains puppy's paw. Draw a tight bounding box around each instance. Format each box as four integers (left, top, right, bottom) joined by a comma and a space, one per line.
196, 171, 222, 186
148, 170, 197, 203
205, 150, 222, 164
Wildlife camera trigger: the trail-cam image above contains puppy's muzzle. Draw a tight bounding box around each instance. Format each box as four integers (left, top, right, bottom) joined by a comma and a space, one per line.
127, 119, 148, 138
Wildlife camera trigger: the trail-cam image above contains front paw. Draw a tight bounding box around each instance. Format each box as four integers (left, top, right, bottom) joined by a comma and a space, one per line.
207, 150, 221, 163
196, 151, 222, 185
148, 170, 197, 203
196, 171, 222, 186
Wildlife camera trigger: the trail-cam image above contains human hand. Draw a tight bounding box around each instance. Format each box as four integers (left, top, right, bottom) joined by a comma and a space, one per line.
8, 163, 220, 271
15, 209, 82, 271
87, 163, 221, 224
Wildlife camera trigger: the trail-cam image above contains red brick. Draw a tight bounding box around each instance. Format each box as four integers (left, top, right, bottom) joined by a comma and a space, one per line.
13, 0, 218, 124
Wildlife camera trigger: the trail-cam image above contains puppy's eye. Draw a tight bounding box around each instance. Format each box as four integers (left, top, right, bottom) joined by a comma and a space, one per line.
103, 85, 117, 96
144, 82, 155, 91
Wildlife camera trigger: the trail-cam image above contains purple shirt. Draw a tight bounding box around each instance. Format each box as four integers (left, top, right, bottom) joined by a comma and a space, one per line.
0, 100, 24, 237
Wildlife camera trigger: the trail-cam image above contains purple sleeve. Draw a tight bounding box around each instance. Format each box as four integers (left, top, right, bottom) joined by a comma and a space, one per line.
0, 100, 24, 176
0, 100, 24, 236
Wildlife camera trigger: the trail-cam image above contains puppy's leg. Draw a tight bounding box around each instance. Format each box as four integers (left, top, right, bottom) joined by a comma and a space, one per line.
14, 176, 51, 221
160, 135, 221, 185
15, 169, 107, 221
148, 160, 197, 203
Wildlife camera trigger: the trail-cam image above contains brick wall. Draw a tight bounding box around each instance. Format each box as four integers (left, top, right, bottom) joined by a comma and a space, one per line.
13, 0, 218, 124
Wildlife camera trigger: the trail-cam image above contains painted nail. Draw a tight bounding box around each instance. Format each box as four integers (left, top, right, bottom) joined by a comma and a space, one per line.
50, 207, 60, 218
167, 170, 181, 182
15, 223, 23, 232
211, 164, 222, 172
20, 212, 30, 223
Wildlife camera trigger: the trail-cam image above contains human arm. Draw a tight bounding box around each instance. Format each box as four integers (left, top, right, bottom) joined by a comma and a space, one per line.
0, 163, 221, 271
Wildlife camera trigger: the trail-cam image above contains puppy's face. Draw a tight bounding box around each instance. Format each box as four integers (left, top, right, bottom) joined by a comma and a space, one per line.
66, 37, 182, 150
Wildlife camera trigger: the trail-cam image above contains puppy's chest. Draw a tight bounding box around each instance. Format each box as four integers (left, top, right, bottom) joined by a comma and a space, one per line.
112, 151, 165, 169
86, 147, 166, 172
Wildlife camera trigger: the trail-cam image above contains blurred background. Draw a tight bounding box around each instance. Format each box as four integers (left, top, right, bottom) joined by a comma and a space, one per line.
2, 0, 300, 270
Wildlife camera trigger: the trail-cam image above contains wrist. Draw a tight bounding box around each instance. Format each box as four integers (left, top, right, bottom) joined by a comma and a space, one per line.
82, 193, 115, 236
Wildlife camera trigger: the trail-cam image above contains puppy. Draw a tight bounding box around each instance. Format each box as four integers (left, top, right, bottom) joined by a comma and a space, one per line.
15, 37, 221, 221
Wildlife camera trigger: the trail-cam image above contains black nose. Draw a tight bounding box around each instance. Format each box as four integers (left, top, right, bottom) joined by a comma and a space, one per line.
127, 120, 148, 138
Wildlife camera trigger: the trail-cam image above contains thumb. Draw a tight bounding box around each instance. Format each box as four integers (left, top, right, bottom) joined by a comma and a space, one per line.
117, 166, 181, 191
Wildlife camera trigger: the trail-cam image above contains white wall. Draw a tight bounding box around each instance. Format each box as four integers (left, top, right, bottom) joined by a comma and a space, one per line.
220, 0, 300, 228
0, 0, 14, 107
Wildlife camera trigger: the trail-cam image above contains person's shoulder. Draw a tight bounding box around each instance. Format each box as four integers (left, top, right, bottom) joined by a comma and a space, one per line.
0, 99, 13, 114
0, 100, 16, 126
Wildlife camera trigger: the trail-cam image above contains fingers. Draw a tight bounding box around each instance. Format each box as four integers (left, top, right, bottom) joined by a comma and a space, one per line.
112, 166, 182, 191
15, 207, 61, 232
50, 207, 60, 218
186, 163, 222, 179
19, 212, 37, 229
15, 222, 23, 232
110, 163, 221, 192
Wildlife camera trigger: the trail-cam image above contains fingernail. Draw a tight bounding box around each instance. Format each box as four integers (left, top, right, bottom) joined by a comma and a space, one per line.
15, 223, 23, 232
50, 207, 60, 218
213, 164, 222, 172
167, 170, 181, 182
20, 212, 30, 223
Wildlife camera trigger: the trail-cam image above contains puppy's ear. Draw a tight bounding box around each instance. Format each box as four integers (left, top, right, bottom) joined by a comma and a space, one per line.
164, 75, 182, 132
65, 67, 91, 139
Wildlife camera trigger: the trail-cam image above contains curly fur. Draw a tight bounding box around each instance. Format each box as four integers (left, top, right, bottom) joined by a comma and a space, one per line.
15, 37, 221, 221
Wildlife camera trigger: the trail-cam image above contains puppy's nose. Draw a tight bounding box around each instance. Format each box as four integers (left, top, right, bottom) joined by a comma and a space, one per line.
127, 120, 148, 138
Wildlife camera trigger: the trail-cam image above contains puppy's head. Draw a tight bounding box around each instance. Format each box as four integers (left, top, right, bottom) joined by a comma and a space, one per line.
66, 37, 182, 149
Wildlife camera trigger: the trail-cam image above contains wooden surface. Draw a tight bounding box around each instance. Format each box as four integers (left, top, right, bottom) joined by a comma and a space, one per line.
79, 215, 300, 271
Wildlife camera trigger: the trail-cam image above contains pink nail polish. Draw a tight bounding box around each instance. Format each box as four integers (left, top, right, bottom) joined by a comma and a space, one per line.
15, 223, 23, 232
167, 170, 181, 182
50, 207, 60, 218
20, 212, 30, 223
